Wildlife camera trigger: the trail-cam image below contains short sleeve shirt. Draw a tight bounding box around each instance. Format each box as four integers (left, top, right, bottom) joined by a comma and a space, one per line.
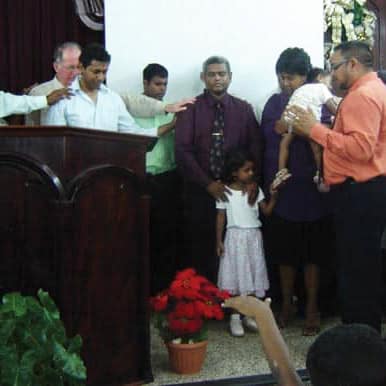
216, 187, 265, 228
288, 83, 333, 121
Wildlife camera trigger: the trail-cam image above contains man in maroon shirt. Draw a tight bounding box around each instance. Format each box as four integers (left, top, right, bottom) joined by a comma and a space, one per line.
175, 56, 261, 282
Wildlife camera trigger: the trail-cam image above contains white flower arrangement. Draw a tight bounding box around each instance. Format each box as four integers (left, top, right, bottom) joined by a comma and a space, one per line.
324, 0, 376, 46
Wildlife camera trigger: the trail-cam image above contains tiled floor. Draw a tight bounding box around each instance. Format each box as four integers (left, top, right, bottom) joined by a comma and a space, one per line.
147, 315, 341, 385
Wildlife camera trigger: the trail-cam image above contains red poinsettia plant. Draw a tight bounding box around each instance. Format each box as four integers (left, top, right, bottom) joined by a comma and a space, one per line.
150, 268, 230, 343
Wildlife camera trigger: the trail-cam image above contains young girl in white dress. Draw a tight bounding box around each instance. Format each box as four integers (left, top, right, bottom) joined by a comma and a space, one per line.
216, 149, 290, 336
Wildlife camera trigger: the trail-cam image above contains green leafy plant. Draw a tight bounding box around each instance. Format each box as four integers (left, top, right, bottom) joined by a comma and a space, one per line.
0, 289, 86, 386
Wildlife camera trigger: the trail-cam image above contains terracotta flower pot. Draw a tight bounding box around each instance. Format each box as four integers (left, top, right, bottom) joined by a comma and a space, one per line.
166, 340, 208, 374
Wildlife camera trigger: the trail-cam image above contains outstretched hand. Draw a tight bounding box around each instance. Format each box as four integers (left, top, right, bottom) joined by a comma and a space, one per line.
165, 97, 196, 113
223, 296, 273, 320
46, 88, 73, 106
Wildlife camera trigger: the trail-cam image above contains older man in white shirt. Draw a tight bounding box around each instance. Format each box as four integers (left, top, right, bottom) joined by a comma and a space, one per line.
44, 43, 192, 137
26, 42, 82, 125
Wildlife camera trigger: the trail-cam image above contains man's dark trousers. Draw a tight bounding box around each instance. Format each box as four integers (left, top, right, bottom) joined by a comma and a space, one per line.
333, 176, 386, 333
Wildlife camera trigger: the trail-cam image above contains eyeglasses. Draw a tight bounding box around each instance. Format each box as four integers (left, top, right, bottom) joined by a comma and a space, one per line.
61, 65, 79, 72
328, 60, 349, 72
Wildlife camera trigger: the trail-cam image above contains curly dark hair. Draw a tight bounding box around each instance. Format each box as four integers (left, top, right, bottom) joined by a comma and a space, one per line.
275, 47, 312, 76
222, 148, 254, 184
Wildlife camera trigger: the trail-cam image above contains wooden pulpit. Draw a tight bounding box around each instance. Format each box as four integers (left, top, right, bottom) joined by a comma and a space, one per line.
0, 126, 154, 385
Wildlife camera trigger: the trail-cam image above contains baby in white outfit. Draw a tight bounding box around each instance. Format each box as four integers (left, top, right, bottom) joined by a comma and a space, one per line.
279, 69, 341, 192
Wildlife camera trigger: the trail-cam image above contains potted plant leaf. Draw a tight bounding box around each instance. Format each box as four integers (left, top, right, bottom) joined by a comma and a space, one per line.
0, 289, 86, 386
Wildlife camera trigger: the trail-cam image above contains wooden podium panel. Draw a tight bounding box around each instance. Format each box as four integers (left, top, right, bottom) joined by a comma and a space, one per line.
0, 126, 154, 385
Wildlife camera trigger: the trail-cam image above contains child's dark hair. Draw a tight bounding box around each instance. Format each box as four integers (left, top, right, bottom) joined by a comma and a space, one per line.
307, 67, 329, 83
222, 148, 254, 184
306, 324, 386, 386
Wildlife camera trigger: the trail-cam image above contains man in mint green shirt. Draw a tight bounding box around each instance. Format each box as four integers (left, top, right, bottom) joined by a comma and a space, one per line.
134, 64, 176, 175
134, 64, 180, 294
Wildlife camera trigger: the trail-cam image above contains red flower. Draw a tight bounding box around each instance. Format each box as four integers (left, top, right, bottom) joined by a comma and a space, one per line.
169, 269, 207, 300
174, 301, 197, 319
168, 311, 203, 335
150, 291, 168, 312
194, 300, 224, 320
150, 268, 228, 342
217, 290, 231, 300
200, 282, 230, 301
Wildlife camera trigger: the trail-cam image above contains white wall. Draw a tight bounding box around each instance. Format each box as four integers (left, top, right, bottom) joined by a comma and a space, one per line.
105, 0, 324, 115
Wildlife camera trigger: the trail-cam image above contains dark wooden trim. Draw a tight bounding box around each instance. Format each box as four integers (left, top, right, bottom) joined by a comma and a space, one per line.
0, 126, 154, 386
0, 151, 66, 199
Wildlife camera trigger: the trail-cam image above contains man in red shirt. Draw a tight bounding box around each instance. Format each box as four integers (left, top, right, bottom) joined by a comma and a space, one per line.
288, 41, 386, 333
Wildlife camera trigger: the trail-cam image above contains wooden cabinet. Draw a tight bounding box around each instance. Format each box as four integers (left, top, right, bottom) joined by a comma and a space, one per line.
0, 126, 154, 385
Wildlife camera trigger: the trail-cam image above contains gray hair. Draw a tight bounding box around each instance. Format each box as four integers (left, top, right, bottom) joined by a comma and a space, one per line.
53, 42, 82, 63
202, 56, 231, 74
334, 40, 373, 69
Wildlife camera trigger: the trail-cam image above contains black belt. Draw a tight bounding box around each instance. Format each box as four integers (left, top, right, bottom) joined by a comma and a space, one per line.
331, 175, 386, 191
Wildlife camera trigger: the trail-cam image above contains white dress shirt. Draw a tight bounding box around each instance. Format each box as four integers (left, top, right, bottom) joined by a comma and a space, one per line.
44, 78, 157, 136
26, 76, 64, 125
0, 91, 47, 119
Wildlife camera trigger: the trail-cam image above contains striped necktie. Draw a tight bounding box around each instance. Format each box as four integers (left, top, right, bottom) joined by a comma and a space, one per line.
209, 102, 225, 180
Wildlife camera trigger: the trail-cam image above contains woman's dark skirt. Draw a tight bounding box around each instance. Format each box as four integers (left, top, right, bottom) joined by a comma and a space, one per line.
263, 212, 335, 267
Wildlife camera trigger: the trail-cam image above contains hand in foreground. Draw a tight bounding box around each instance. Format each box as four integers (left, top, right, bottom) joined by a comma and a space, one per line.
223, 296, 273, 320
271, 168, 291, 194
165, 97, 196, 113
207, 180, 231, 202
286, 105, 317, 137
46, 88, 73, 106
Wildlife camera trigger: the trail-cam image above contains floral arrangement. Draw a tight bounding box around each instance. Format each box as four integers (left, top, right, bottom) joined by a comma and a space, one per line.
324, 0, 376, 47
150, 268, 230, 344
